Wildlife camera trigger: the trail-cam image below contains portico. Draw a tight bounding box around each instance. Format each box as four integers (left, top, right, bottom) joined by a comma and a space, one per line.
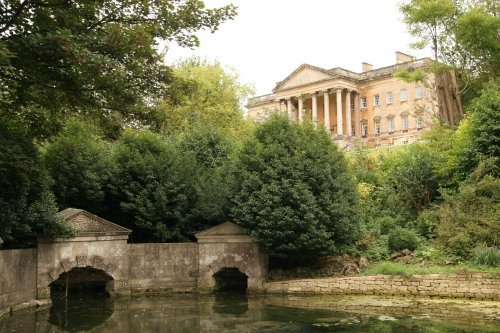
281, 88, 360, 140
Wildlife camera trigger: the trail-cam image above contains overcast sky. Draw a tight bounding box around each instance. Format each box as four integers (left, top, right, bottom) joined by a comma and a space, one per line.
166, 0, 428, 97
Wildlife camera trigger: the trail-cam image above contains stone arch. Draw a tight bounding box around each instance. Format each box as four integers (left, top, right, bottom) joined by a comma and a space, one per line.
213, 267, 248, 292
39, 255, 120, 299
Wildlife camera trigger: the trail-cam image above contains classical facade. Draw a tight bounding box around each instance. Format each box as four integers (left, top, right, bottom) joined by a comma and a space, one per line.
247, 52, 436, 148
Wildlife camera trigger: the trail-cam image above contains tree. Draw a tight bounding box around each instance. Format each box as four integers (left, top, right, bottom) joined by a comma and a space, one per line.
42, 118, 112, 215
0, 116, 72, 248
231, 114, 360, 258
431, 80, 500, 184
158, 58, 254, 140
400, 0, 499, 102
400, 0, 456, 61
434, 159, 499, 258
0, 0, 237, 139
108, 129, 197, 242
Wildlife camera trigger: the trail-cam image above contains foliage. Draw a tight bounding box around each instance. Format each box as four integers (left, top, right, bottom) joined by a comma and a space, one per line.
400, 0, 456, 61
109, 129, 197, 242
0, 116, 73, 247
434, 161, 499, 258
387, 228, 420, 252
411, 208, 440, 239
231, 114, 360, 258
175, 125, 237, 232
400, 0, 499, 100
473, 247, 500, 267
456, 80, 500, 176
176, 125, 235, 169
0, 1, 237, 139
42, 118, 112, 215
361, 235, 390, 261
158, 58, 254, 141
362, 261, 500, 278
380, 144, 442, 217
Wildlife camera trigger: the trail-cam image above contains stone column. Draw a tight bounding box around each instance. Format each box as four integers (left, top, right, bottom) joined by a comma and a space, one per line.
311, 93, 318, 127
346, 90, 352, 137
298, 96, 304, 123
336, 88, 343, 137
286, 98, 293, 121
323, 91, 330, 133
354, 91, 361, 138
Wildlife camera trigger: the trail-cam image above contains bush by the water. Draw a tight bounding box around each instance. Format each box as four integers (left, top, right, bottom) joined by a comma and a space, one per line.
473, 247, 500, 267
388, 228, 419, 252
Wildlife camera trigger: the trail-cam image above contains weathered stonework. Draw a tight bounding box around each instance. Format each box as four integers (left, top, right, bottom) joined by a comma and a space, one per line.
263, 273, 500, 300
195, 222, 268, 292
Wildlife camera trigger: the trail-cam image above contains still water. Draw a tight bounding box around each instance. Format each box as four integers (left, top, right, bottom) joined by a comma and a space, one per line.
1, 293, 499, 333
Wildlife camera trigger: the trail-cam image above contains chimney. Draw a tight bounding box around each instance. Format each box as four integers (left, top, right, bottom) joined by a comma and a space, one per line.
396, 51, 413, 64
362, 62, 373, 72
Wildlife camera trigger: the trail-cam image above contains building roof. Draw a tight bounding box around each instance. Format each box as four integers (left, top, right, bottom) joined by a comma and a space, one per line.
58, 208, 132, 236
247, 58, 431, 107
195, 221, 255, 244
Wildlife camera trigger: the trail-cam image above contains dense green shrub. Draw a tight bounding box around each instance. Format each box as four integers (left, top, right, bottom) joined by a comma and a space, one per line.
43, 119, 112, 215
231, 114, 360, 258
473, 247, 500, 267
363, 235, 390, 261
109, 129, 197, 242
435, 162, 499, 258
0, 117, 73, 248
412, 208, 440, 239
388, 227, 419, 252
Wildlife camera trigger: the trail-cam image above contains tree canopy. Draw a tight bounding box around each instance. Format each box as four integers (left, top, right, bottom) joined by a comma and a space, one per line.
158, 58, 254, 140
0, 0, 237, 139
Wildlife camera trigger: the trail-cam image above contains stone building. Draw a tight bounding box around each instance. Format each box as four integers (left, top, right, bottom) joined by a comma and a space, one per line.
247, 52, 436, 149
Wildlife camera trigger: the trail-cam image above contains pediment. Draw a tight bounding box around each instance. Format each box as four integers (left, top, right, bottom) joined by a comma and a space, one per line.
274, 64, 332, 92
195, 221, 255, 243
58, 208, 131, 236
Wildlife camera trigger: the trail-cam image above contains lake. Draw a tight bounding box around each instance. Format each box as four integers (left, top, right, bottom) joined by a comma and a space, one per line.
1, 293, 499, 332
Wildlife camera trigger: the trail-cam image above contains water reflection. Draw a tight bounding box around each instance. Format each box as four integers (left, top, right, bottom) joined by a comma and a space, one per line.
213, 292, 249, 315
48, 293, 113, 332
0, 294, 498, 333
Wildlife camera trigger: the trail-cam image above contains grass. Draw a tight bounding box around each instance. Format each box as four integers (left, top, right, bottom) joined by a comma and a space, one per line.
362, 261, 500, 279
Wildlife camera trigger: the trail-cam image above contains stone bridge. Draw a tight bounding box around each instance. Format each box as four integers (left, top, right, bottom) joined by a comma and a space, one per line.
36, 209, 268, 298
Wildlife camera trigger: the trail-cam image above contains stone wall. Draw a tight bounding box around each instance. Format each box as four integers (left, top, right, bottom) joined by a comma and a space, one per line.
0, 249, 37, 315
264, 273, 499, 300
37, 235, 130, 298
197, 242, 268, 292
128, 243, 199, 293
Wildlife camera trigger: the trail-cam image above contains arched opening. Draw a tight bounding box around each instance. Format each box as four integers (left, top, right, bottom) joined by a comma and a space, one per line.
49, 266, 114, 300
213, 267, 248, 293
48, 267, 114, 331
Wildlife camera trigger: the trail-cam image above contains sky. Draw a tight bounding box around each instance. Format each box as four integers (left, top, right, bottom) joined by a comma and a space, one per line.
166, 0, 429, 97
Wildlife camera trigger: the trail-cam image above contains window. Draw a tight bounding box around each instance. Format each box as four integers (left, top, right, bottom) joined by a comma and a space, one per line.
350, 98, 355, 111
374, 120, 381, 136
417, 116, 424, 130
351, 124, 355, 136
387, 91, 393, 104
400, 89, 408, 102
402, 116, 409, 131
361, 96, 367, 109
361, 123, 368, 137
415, 86, 422, 99
374, 94, 380, 107
388, 118, 395, 132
